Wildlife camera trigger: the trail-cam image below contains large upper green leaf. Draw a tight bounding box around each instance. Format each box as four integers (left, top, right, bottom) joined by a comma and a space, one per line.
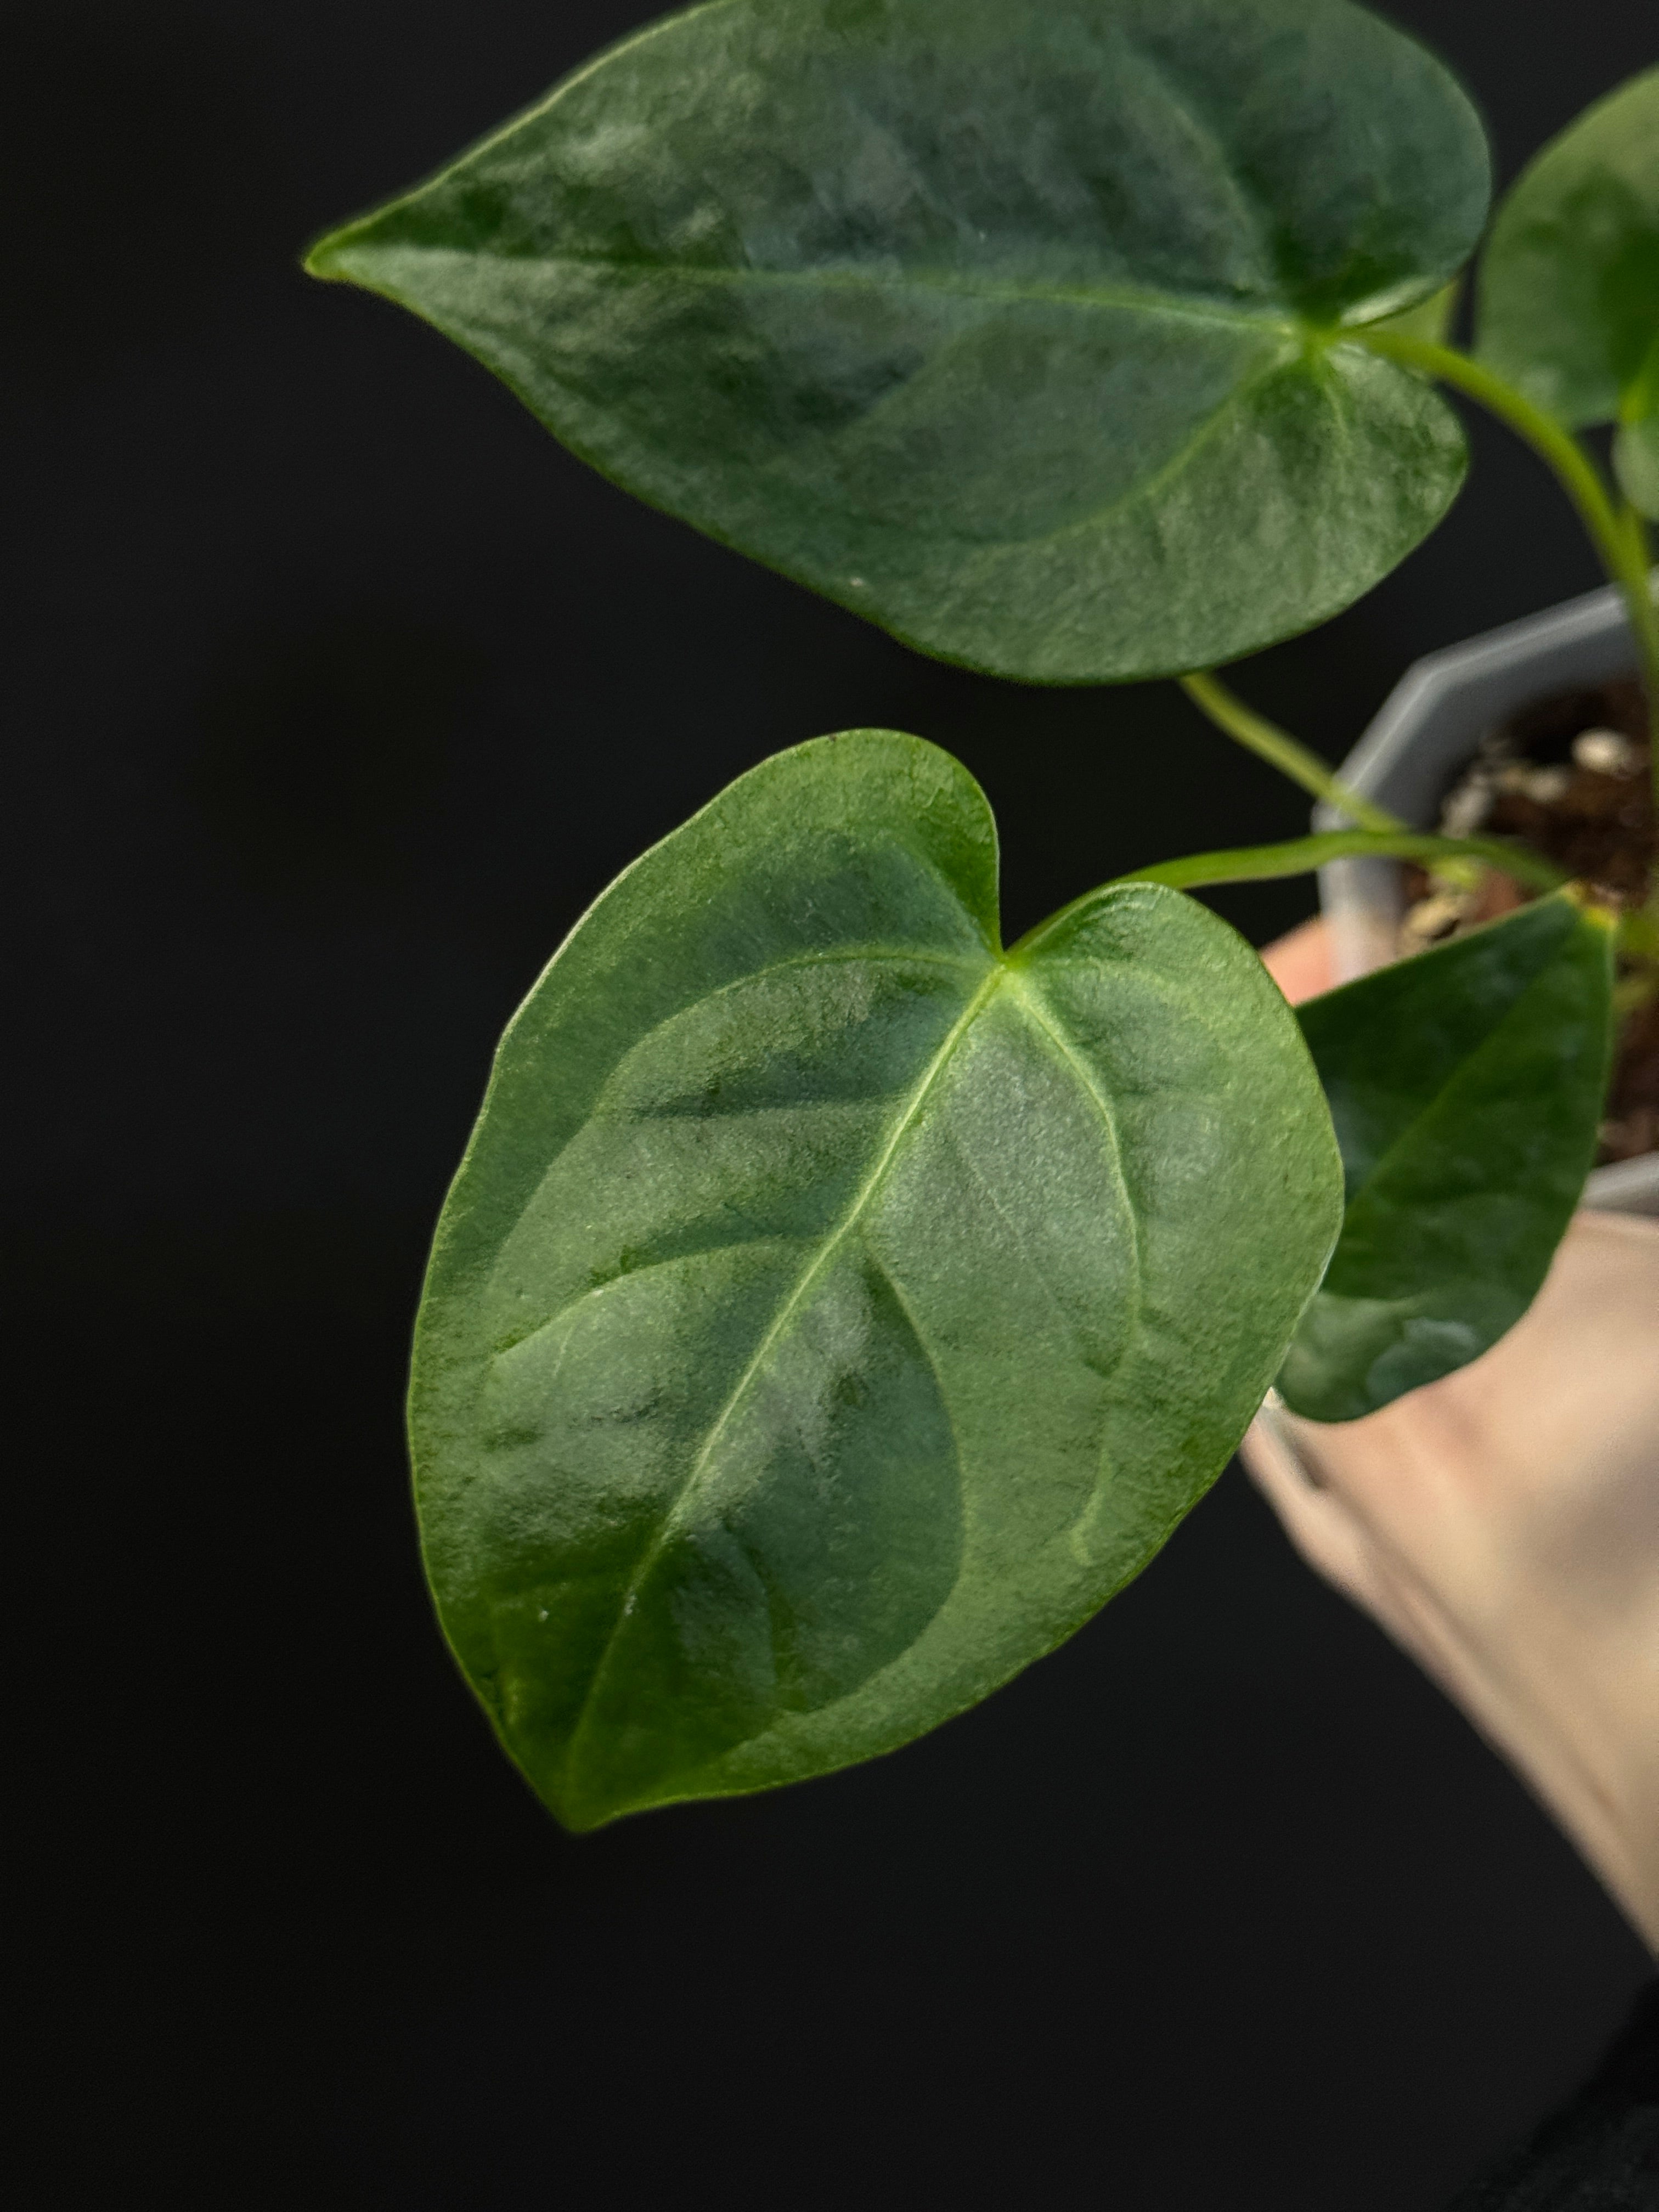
307, 0, 1489, 684
1278, 894, 1616, 1424
1479, 67, 1659, 431
411, 732, 1341, 1827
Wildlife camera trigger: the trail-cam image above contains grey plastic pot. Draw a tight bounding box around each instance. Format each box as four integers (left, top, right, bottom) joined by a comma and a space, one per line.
1316, 580, 1659, 1218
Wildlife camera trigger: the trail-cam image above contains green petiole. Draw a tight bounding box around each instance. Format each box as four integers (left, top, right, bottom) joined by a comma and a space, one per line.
1119, 828, 1568, 896
1178, 672, 1407, 833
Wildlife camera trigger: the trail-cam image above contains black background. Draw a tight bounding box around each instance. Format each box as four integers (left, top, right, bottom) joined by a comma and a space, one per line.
10, 3, 1657, 2205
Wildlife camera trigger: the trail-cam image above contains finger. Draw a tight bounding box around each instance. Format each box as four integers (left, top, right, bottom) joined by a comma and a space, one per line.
1257, 915, 1333, 1006
1245, 1404, 1490, 1689
1242, 1406, 1387, 1612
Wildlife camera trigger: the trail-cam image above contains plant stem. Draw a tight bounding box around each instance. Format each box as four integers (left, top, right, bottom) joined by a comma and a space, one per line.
1357, 326, 1659, 812
1119, 828, 1567, 896
1178, 672, 1407, 832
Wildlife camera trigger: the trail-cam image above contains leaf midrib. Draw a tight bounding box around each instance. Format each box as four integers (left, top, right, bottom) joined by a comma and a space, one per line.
556, 936, 1176, 1801
558, 252, 1311, 560
558, 955, 1007, 1793
360, 235, 1306, 339
480, 945, 988, 1357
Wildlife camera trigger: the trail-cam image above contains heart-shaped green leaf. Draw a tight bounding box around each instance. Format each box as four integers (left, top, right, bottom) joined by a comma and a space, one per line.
1479, 67, 1659, 428
307, 0, 1488, 684
411, 732, 1341, 1827
1278, 893, 1616, 1424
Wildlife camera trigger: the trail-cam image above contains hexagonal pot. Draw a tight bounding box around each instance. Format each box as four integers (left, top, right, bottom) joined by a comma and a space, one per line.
1316, 581, 1659, 1217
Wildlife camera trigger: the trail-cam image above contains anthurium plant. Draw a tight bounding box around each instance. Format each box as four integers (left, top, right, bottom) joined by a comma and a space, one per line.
308, 0, 1659, 1830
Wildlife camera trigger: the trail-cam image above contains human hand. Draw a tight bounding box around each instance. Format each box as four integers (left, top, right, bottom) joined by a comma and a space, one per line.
1245, 917, 1659, 1954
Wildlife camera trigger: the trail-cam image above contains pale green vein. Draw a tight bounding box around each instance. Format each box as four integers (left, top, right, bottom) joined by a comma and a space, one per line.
560, 959, 1008, 1787
1002, 969, 1144, 1350
324, 238, 1302, 340
1126, 37, 1276, 289
493, 944, 994, 1362
588, 944, 986, 1080
488, 1233, 805, 1363
928, 343, 1300, 568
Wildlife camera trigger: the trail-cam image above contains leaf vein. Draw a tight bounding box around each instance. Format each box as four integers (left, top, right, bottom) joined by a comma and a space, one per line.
560, 957, 1004, 1788
1002, 971, 1145, 1347
490, 1234, 806, 1362
423, 244, 1299, 337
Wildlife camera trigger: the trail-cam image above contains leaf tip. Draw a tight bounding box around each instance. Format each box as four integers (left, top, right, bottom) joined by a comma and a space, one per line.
301, 232, 346, 281
550, 1797, 616, 1838
301, 219, 377, 284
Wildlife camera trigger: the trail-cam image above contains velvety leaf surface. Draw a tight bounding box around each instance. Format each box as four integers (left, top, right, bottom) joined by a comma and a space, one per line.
410, 732, 1341, 1827
307, 0, 1488, 684
1278, 894, 1616, 1424
1479, 67, 1659, 426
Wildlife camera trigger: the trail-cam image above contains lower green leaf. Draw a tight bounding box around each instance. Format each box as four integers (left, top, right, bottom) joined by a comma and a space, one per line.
410, 731, 1342, 1827
1477, 65, 1659, 428
1278, 893, 1616, 1423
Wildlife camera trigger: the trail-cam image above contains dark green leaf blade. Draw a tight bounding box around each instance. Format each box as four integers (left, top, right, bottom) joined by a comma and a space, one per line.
1278, 894, 1617, 1424
1479, 67, 1659, 427
306, 0, 1489, 684
410, 732, 1342, 1827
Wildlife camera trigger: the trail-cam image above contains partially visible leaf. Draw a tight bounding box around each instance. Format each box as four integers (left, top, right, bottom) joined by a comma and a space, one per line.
410, 731, 1341, 1828
307, 0, 1489, 684
1374, 276, 1461, 349
1278, 893, 1616, 1424
1479, 67, 1659, 426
